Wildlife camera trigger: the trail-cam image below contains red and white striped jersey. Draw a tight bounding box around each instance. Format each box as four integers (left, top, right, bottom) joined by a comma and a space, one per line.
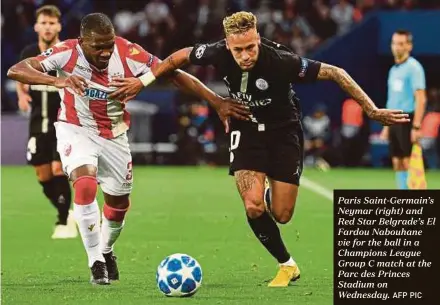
35, 37, 158, 139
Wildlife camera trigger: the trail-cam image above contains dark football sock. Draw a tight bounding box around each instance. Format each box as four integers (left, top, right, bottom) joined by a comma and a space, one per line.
39, 179, 59, 211
51, 175, 72, 225
247, 211, 291, 263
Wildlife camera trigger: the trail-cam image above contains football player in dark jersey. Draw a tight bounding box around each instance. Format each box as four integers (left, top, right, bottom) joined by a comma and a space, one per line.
107, 11, 409, 287
16, 5, 77, 239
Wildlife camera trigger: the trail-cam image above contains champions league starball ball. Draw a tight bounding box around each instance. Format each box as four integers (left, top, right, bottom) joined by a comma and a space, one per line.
156, 253, 203, 297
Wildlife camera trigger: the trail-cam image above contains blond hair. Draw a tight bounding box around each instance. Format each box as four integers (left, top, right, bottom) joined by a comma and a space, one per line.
36, 5, 61, 21
222, 11, 257, 36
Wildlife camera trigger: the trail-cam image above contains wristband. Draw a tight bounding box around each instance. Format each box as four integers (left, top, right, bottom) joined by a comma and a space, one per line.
412, 125, 421, 130
138, 71, 156, 87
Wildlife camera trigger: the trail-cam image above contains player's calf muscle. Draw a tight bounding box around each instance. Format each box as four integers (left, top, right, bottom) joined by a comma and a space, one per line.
235, 170, 265, 218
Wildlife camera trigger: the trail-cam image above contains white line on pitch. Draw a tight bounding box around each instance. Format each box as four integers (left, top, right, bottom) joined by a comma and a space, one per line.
301, 177, 333, 201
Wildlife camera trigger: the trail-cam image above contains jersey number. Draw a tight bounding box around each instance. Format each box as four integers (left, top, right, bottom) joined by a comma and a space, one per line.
230, 131, 241, 150
27, 137, 37, 154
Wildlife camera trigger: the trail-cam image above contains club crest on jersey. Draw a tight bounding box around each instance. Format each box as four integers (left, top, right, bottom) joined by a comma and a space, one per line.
256, 78, 269, 90
64, 144, 72, 157
85, 88, 108, 100
195, 45, 207, 59
41, 48, 53, 57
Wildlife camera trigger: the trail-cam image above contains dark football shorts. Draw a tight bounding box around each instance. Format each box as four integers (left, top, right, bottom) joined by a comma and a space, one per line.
26, 131, 61, 166
388, 113, 414, 158
229, 122, 304, 185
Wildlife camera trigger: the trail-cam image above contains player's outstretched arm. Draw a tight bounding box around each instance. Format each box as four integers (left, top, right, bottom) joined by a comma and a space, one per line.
8, 58, 87, 95
108, 47, 193, 101
169, 69, 250, 132
317, 63, 410, 126
133, 47, 193, 88
8, 58, 58, 86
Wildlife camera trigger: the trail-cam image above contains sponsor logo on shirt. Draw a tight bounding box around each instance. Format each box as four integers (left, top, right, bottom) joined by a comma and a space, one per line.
85, 88, 109, 100
75, 64, 92, 73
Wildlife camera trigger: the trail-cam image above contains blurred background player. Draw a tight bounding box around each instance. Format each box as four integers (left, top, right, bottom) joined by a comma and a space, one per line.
8, 12, 249, 285
380, 30, 427, 189
108, 11, 409, 287
16, 5, 77, 239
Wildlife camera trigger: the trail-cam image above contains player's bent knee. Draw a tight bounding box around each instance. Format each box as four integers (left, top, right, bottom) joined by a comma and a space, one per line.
244, 199, 265, 219
274, 210, 293, 224
73, 176, 98, 205
35, 164, 53, 182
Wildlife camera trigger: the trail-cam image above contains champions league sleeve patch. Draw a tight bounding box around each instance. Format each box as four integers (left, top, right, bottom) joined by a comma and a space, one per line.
195, 45, 207, 59
40, 48, 54, 57
298, 58, 309, 78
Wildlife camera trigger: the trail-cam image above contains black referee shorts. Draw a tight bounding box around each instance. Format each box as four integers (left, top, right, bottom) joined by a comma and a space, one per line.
26, 131, 61, 166
388, 113, 414, 158
229, 122, 304, 185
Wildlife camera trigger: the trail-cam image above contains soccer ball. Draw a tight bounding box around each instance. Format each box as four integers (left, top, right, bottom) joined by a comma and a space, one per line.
156, 253, 202, 297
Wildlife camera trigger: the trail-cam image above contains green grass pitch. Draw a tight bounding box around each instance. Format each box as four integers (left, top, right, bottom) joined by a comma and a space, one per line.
2, 166, 439, 305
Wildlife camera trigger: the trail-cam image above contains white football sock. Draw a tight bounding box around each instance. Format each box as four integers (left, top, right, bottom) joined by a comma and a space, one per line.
73, 199, 105, 267
100, 215, 125, 254
280, 257, 296, 267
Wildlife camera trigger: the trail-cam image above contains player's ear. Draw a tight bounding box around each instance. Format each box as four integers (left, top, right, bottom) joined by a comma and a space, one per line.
257, 32, 261, 45
34, 23, 39, 34
225, 38, 230, 50
57, 21, 62, 33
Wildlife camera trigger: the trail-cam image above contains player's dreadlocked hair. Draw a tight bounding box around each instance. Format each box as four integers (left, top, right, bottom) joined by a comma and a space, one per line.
223, 11, 257, 36
80, 13, 114, 37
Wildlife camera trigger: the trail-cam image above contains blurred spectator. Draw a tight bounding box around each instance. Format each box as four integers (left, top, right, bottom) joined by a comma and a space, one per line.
353, 0, 376, 22
303, 104, 331, 168
174, 91, 217, 165
381, 0, 400, 10
419, 88, 440, 169
330, 0, 354, 35
308, 0, 338, 41
340, 98, 368, 166
145, 0, 170, 25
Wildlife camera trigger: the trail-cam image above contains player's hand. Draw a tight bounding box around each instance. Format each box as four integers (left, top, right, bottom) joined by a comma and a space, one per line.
379, 126, 389, 141
215, 97, 250, 133
368, 109, 410, 126
55, 75, 88, 96
411, 129, 422, 144
18, 93, 32, 112
108, 77, 143, 103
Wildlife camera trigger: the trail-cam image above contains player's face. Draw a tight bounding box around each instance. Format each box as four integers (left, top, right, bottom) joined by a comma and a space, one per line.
34, 14, 61, 45
80, 31, 115, 70
226, 29, 261, 71
391, 33, 412, 61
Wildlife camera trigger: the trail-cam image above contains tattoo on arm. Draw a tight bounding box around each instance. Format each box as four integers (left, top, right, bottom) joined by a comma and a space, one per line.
317, 63, 376, 116
167, 55, 179, 70
235, 170, 259, 198
155, 47, 192, 77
